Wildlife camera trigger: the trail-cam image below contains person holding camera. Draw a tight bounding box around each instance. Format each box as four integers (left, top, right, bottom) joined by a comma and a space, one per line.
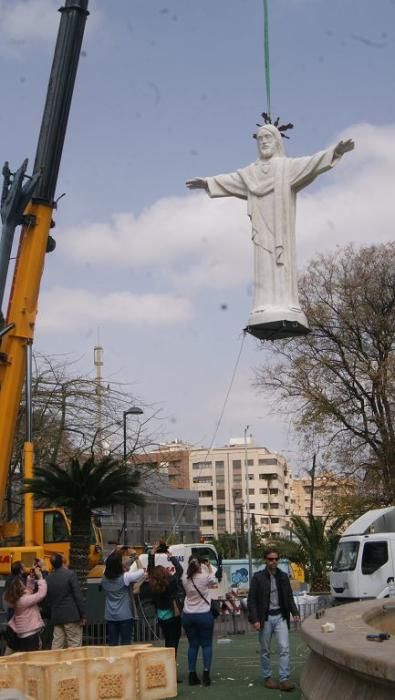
147, 542, 184, 662
3, 564, 47, 653
181, 554, 219, 687
101, 550, 146, 646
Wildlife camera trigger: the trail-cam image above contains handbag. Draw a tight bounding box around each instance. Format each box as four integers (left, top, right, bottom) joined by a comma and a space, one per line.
190, 578, 220, 619
172, 599, 181, 617
210, 600, 220, 618
5, 625, 20, 651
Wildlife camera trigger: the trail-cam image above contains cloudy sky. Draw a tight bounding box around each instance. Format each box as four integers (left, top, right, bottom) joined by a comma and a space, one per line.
0, 0, 394, 469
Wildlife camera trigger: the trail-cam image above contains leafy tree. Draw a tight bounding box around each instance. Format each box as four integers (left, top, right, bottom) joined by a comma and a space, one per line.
213, 530, 263, 559
255, 243, 395, 502
23, 454, 144, 592
269, 514, 346, 592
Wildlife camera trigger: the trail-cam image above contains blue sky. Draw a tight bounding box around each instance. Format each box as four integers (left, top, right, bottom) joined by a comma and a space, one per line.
0, 0, 394, 470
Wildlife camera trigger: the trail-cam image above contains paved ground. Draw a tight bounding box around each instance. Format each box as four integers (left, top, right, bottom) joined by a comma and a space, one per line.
169, 631, 309, 699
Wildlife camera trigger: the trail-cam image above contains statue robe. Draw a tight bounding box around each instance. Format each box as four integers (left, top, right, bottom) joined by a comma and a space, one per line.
206, 147, 341, 329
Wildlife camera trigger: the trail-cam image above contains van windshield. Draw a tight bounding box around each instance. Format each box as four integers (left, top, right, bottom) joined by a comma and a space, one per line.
332, 541, 359, 572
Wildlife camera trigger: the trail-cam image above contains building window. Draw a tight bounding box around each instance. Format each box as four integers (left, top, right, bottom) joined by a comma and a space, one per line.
249, 503, 255, 509
198, 490, 213, 497
271, 517, 279, 523
247, 459, 254, 466
215, 461, 225, 468
192, 461, 212, 470
260, 503, 269, 509
216, 490, 225, 500
260, 517, 268, 524
270, 488, 279, 495
258, 458, 278, 465
248, 474, 254, 481
193, 477, 212, 484
202, 519, 214, 527
217, 506, 225, 514
232, 460, 242, 468
259, 488, 268, 494
249, 489, 255, 495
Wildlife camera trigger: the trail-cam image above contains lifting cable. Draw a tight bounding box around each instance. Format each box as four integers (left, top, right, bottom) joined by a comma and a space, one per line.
263, 0, 272, 118
171, 331, 247, 533
170, 3, 272, 535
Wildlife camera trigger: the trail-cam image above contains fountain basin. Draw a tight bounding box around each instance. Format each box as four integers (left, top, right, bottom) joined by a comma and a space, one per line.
301, 600, 395, 700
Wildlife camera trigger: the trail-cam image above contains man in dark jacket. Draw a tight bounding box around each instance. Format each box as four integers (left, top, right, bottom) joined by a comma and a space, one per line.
45, 554, 85, 649
247, 548, 300, 692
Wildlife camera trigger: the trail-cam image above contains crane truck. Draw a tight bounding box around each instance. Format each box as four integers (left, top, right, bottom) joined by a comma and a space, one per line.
0, 0, 103, 577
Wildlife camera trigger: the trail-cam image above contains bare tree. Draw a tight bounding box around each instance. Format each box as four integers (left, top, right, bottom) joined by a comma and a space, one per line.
7, 353, 163, 520
255, 243, 395, 502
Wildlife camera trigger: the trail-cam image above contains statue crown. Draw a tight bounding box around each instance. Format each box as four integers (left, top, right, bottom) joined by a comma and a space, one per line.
253, 112, 294, 139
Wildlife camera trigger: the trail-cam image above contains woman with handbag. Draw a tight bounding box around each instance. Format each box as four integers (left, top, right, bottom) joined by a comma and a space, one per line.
181, 554, 219, 687
147, 542, 183, 660
3, 564, 47, 653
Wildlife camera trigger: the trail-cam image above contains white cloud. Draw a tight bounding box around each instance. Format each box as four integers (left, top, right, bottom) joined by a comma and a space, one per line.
297, 123, 395, 261
0, 0, 58, 48
61, 123, 395, 295
38, 287, 192, 332
0, 0, 100, 55
61, 195, 250, 291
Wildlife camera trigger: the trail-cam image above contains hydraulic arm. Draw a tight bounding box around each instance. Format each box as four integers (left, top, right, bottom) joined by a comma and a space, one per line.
0, 0, 89, 535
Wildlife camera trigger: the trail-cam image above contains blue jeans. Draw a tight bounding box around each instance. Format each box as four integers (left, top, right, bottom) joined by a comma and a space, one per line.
107, 619, 133, 646
182, 611, 214, 671
259, 614, 290, 682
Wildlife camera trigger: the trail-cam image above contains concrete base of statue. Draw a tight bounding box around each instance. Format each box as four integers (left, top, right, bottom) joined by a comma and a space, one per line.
245, 305, 310, 340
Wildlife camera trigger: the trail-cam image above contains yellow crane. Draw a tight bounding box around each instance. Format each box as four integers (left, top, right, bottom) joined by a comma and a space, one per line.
0, 0, 103, 576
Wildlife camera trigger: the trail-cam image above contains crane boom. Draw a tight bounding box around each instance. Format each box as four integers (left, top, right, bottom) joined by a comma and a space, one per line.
0, 0, 89, 530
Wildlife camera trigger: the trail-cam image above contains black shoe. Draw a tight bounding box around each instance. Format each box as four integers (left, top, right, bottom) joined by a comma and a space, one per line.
202, 670, 211, 686
189, 671, 200, 686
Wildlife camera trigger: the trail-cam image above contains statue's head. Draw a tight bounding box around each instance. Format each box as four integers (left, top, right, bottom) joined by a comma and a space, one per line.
256, 124, 285, 159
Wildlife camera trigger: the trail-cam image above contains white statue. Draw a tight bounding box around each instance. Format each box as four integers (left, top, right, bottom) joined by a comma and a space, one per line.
186, 124, 354, 339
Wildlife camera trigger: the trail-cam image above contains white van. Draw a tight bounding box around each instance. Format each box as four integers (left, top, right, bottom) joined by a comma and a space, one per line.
131, 542, 227, 599
330, 506, 395, 601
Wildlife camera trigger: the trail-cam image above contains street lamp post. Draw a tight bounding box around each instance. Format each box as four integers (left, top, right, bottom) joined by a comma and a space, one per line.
122, 406, 143, 546
244, 425, 253, 585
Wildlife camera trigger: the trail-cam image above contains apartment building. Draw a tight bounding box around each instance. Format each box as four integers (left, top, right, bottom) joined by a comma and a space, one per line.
133, 441, 190, 489
292, 473, 352, 519
188, 437, 294, 540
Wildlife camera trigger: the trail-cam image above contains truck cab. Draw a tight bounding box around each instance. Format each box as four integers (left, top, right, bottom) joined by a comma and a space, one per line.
0, 507, 103, 577
330, 507, 395, 601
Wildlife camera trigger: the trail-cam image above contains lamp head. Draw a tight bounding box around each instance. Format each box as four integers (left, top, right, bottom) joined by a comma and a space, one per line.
124, 406, 144, 417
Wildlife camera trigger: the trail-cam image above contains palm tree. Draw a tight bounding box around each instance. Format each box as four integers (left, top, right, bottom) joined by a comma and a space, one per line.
269, 513, 345, 592
23, 454, 144, 592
